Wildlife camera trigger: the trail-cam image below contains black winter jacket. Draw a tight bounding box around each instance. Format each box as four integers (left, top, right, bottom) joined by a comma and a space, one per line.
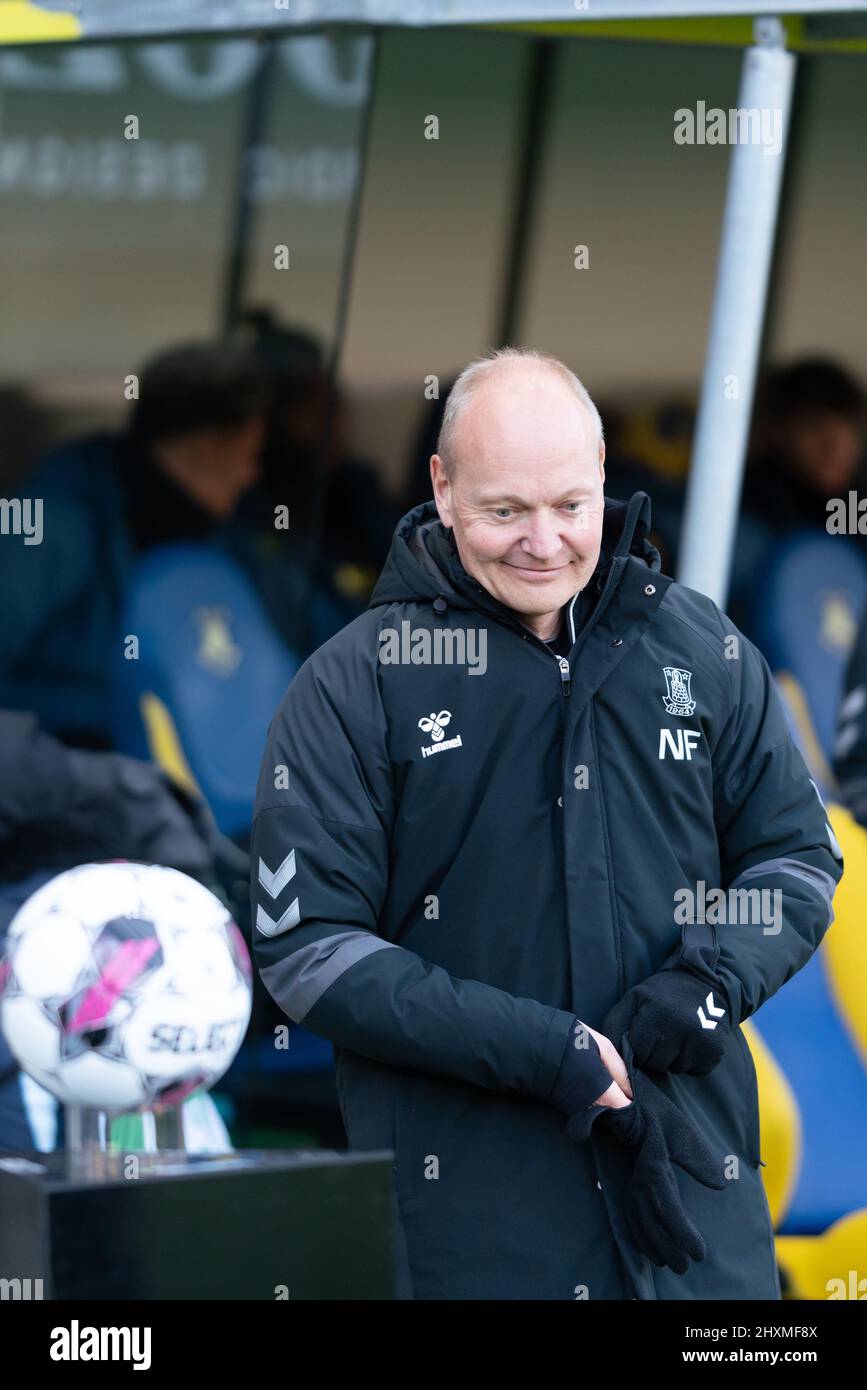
251, 493, 842, 1300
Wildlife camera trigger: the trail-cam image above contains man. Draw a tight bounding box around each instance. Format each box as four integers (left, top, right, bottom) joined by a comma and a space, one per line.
250, 348, 842, 1300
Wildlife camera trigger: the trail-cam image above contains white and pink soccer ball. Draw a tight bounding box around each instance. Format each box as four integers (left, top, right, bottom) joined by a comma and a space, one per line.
0, 863, 252, 1113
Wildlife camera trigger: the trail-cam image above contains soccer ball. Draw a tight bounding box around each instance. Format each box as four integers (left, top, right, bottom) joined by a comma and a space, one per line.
0, 862, 252, 1113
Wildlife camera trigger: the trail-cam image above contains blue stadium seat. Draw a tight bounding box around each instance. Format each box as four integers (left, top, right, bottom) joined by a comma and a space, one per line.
112, 543, 301, 839
750, 531, 867, 765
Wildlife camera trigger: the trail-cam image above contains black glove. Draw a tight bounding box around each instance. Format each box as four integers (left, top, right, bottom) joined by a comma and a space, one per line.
602, 965, 732, 1077
567, 1042, 726, 1274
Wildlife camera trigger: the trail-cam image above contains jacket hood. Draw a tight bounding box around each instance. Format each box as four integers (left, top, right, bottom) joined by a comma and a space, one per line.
369, 491, 661, 617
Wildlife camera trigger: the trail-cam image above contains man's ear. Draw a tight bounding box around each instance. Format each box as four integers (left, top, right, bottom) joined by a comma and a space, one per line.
430, 454, 453, 528
599, 442, 606, 486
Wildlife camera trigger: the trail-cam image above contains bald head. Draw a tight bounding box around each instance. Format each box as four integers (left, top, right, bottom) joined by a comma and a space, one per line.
435, 348, 604, 482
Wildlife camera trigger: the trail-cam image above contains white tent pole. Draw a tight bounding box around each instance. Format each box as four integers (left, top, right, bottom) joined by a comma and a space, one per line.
676, 17, 796, 607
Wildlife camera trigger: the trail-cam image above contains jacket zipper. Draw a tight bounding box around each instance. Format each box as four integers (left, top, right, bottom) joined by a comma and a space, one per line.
556, 655, 571, 698
550, 560, 625, 698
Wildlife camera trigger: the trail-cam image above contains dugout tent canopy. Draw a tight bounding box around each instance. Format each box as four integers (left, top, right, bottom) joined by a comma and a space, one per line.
2, 0, 866, 607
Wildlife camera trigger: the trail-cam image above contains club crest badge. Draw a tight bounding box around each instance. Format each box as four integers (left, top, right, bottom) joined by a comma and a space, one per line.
662, 666, 696, 717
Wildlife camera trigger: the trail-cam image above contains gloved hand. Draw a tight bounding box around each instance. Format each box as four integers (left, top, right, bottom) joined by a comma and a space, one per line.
602, 965, 732, 1076
567, 1041, 727, 1274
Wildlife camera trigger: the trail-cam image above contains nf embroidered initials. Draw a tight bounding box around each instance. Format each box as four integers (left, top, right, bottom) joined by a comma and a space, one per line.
659, 728, 702, 760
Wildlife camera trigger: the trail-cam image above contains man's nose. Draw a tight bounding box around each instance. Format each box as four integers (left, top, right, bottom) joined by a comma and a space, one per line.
520, 515, 566, 559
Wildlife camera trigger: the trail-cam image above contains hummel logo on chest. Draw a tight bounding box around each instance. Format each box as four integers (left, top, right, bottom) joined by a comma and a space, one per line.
418, 710, 463, 759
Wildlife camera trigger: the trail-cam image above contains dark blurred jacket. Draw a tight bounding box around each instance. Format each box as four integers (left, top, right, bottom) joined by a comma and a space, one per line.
0, 709, 218, 888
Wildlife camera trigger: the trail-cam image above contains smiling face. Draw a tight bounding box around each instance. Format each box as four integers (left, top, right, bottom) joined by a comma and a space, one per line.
430, 365, 606, 640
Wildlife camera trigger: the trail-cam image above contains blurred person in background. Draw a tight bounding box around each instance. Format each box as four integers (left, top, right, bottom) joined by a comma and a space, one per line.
0, 340, 347, 750
728, 358, 867, 634
741, 358, 866, 533
238, 308, 403, 607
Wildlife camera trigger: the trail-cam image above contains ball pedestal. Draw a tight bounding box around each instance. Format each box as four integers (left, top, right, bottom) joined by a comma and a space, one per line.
0, 1144, 396, 1298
